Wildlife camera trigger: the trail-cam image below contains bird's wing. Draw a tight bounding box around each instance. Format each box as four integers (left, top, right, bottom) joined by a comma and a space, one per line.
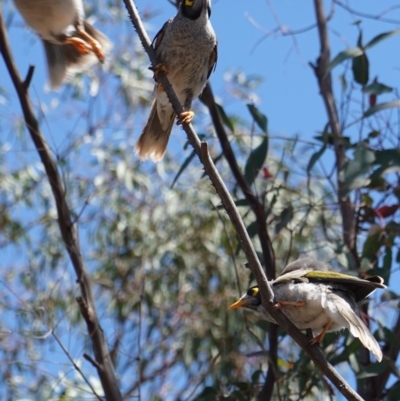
274, 268, 313, 284
336, 298, 382, 362
152, 20, 170, 51
305, 271, 386, 301
207, 44, 218, 79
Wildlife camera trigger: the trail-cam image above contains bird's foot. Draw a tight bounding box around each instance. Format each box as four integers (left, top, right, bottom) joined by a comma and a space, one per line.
63, 36, 92, 56
76, 28, 105, 63
177, 110, 195, 126
272, 300, 305, 310
150, 63, 169, 78
309, 319, 332, 345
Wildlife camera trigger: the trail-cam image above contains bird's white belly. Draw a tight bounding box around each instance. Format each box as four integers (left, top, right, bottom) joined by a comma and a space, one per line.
15, 0, 82, 40
273, 282, 336, 333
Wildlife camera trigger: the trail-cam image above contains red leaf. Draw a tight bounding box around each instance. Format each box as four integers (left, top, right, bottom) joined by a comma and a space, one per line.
369, 93, 377, 107
375, 204, 399, 218
262, 166, 273, 179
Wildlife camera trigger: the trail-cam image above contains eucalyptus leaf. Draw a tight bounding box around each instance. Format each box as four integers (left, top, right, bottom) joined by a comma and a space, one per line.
244, 136, 269, 186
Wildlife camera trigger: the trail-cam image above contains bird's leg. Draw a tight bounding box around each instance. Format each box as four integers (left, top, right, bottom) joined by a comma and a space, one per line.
177, 109, 195, 125
272, 300, 305, 310
177, 98, 195, 126
310, 319, 332, 345
59, 34, 92, 56
74, 27, 105, 63
150, 63, 169, 76
149, 64, 169, 92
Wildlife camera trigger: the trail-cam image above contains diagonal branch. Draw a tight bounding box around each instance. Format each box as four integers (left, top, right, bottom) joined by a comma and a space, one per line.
200, 83, 277, 401
200, 85, 276, 279
0, 12, 122, 401
123, 1, 365, 400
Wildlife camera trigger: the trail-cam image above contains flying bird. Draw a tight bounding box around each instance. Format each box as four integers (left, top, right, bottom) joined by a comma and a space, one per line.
14, 0, 112, 88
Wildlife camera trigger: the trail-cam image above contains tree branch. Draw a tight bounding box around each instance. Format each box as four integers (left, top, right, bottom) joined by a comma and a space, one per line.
311, 0, 358, 265
123, 2, 367, 399
374, 310, 400, 398
200, 83, 277, 401
0, 12, 122, 401
200, 85, 275, 279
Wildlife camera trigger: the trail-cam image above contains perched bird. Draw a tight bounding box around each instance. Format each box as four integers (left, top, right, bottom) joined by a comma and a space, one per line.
14, 0, 112, 89
229, 258, 385, 362
135, 0, 218, 162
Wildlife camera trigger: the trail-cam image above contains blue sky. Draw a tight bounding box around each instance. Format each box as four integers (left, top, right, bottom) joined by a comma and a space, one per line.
4, 0, 400, 146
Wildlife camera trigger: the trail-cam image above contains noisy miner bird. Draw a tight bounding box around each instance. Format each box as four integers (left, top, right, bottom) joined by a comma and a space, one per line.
229, 258, 385, 362
135, 0, 218, 162
14, 0, 112, 89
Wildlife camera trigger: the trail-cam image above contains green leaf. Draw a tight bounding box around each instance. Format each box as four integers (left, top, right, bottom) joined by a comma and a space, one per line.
387, 380, 400, 401
356, 360, 388, 378
247, 104, 268, 133
365, 177, 387, 191
216, 103, 235, 132
357, 30, 363, 48
382, 247, 392, 284
362, 83, 393, 94
193, 386, 219, 401
364, 29, 400, 49
275, 205, 294, 234
374, 149, 400, 165
339, 145, 375, 195
339, 74, 347, 92
352, 52, 369, 85
362, 228, 383, 260
217, 198, 248, 209
370, 149, 400, 180
244, 136, 269, 186
314, 133, 352, 148
368, 130, 380, 139
327, 47, 363, 74
307, 145, 327, 173
364, 100, 400, 117
246, 220, 258, 239
330, 338, 362, 366
170, 150, 197, 189
380, 327, 400, 347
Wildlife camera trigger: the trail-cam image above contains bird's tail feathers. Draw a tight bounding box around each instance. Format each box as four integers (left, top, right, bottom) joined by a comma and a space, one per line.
135, 101, 175, 162
340, 306, 382, 362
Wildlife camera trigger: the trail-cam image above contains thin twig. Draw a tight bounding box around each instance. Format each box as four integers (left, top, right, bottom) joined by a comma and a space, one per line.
52, 332, 104, 401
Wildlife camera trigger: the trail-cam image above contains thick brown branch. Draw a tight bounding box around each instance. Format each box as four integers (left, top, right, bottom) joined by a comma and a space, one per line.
311, 0, 358, 265
0, 12, 122, 401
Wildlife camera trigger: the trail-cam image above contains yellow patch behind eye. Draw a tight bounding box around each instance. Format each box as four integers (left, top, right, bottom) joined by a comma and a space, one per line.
185, 0, 194, 6
249, 287, 259, 297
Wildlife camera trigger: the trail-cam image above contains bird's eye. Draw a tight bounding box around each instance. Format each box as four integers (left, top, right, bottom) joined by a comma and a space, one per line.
248, 287, 259, 297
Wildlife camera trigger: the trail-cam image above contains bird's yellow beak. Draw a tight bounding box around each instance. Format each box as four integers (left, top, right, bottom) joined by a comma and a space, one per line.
228, 299, 246, 310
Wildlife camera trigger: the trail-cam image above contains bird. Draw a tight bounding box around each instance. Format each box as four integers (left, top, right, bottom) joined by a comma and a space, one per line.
135, 0, 218, 162
229, 258, 385, 362
14, 0, 112, 89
